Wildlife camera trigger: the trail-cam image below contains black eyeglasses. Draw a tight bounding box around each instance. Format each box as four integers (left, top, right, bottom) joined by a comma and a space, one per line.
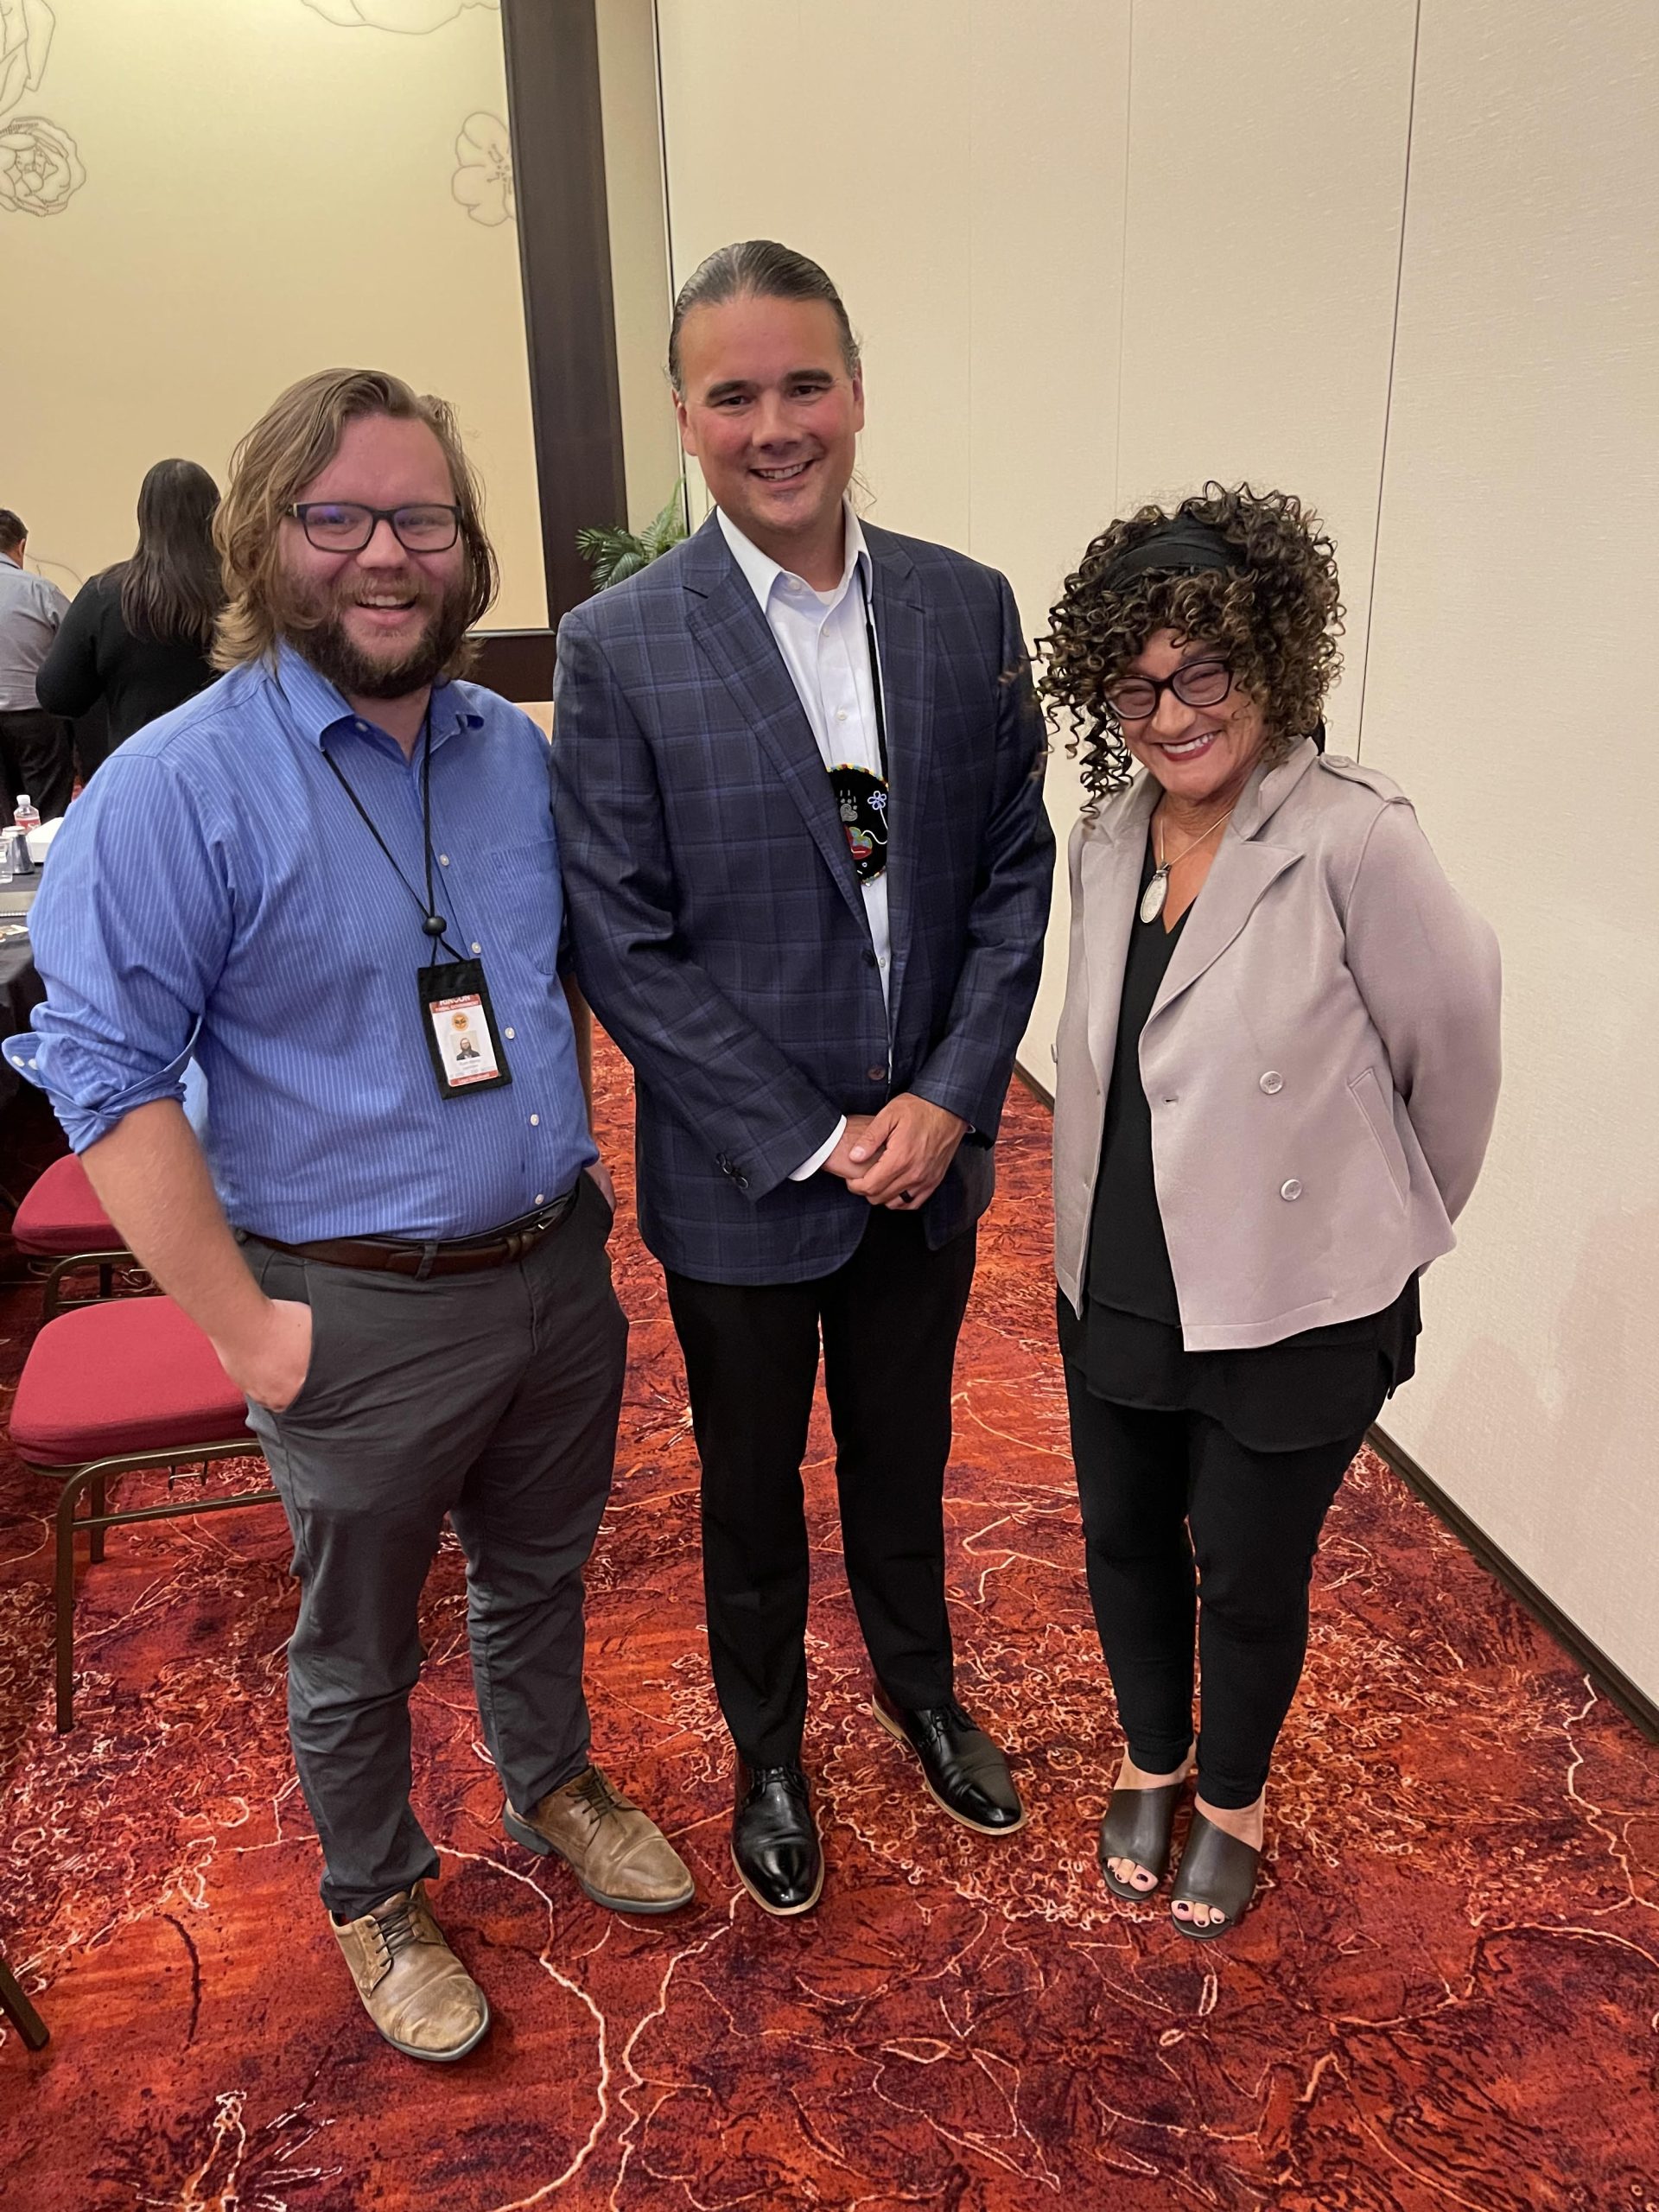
1103, 658, 1233, 721
286, 502, 461, 554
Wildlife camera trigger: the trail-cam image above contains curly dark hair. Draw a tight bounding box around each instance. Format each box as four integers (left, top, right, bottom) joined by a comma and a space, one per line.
1040, 483, 1343, 810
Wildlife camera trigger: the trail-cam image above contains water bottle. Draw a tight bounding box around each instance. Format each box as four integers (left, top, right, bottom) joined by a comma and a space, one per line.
10, 796, 38, 876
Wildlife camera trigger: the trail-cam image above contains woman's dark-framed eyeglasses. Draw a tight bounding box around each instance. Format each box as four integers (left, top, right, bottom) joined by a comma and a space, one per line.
286, 502, 461, 554
1103, 658, 1232, 721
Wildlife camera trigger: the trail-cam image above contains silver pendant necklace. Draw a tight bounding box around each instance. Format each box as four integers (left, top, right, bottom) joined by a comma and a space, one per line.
1139, 801, 1236, 925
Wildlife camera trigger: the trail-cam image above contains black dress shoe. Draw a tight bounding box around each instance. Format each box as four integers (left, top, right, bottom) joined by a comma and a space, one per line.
873, 1684, 1027, 1834
731, 1759, 823, 1916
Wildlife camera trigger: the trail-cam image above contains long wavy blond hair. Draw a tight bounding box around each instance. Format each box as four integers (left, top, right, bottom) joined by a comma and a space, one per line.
211, 368, 498, 676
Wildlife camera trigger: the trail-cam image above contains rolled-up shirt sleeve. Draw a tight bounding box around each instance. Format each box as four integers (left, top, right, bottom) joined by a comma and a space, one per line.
3, 754, 232, 1151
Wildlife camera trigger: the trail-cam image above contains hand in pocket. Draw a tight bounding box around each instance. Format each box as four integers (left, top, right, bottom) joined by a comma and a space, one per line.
215, 1297, 315, 1412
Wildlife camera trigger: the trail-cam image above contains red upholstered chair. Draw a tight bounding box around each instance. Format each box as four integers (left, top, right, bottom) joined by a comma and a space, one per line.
9, 1296, 277, 1730
10, 1153, 137, 1319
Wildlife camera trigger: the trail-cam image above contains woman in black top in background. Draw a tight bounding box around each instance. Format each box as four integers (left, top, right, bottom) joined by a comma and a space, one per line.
37, 459, 223, 772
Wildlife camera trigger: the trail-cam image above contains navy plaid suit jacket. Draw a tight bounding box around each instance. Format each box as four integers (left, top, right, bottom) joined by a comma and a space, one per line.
550, 512, 1054, 1285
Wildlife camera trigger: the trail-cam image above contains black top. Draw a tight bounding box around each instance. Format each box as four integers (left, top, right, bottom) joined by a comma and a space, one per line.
35, 571, 216, 755
1059, 830, 1420, 1452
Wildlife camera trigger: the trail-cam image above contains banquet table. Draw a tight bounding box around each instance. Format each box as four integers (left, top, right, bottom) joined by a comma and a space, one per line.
0, 875, 44, 1112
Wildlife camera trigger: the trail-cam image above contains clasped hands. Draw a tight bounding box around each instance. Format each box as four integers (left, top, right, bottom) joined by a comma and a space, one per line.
821, 1095, 967, 1211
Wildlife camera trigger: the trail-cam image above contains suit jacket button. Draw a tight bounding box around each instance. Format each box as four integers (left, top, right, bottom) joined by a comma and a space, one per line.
716, 1154, 732, 1174
866, 1065, 887, 1083
1260, 1071, 1284, 1094
734, 1173, 749, 1191
1281, 1178, 1303, 1201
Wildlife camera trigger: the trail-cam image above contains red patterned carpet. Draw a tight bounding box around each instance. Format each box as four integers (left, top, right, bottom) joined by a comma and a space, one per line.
1, 1045, 1656, 2209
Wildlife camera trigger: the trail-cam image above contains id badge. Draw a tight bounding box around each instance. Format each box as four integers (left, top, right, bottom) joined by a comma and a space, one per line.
419, 959, 512, 1099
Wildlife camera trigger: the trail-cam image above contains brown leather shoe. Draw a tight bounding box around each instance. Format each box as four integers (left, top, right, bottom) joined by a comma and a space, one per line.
503, 1764, 695, 1915
331, 1883, 490, 2063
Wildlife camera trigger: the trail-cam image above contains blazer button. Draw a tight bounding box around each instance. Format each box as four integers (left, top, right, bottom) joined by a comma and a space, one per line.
866, 1065, 887, 1083
1281, 1178, 1303, 1201
1260, 1071, 1284, 1095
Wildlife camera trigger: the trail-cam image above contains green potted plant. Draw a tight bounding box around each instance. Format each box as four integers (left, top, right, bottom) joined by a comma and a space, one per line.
576, 485, 688, 593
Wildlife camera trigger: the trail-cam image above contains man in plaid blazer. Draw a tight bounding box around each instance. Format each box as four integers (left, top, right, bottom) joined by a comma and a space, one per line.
552, 243, 1053, 1916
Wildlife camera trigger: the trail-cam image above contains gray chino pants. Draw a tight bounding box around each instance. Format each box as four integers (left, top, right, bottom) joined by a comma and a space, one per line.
241, 1174, 626, 1920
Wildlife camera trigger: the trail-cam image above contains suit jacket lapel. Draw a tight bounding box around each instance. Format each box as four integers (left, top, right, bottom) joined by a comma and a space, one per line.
682, 522, 868, 931
1148, 745, 1317, 1021
1083, 775, 1158, 1073
865, 530, 930, 1019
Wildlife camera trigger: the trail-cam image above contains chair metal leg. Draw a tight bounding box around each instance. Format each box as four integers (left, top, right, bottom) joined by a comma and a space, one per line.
54, 1467, 92, 1732
88, 1476, 107, 1565
0, 1955, 48, 2051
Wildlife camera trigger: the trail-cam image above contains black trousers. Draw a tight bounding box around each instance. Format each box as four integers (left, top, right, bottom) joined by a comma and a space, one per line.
0, 709, 74, 824
665, 1211, 978, 1768
1065, 1365, 1366, 1809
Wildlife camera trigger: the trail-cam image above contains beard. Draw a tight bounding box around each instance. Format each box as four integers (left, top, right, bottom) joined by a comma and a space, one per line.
275, 564, 474, 701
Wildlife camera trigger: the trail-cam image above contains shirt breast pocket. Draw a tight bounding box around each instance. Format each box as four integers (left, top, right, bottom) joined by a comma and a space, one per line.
483, 836, 565, 980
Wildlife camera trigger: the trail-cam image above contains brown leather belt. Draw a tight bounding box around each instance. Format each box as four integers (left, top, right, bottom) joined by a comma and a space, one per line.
252, 1186, 581, 1278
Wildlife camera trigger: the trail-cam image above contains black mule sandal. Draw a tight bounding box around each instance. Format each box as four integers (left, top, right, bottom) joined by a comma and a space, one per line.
1168, 1811, 1261, 1940
1096, 1778, 1189, 1902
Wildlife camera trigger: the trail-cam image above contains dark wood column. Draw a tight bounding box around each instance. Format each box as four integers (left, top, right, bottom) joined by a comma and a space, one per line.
499, 0, 627, 626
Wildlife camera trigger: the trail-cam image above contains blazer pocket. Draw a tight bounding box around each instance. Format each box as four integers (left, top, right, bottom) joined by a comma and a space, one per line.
1348, 1066, 1410, 1206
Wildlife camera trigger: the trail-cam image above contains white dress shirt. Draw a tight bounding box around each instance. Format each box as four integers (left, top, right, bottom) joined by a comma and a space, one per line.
716, 503, 891, 1179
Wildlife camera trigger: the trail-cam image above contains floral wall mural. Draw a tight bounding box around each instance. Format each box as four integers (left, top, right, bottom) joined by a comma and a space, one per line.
0, 0, 83, 216
452, 110, 512, 226
11, 0, 546, 623
302, 0, 499, 31
0, 112, 80, 213
0, 0, 53, 112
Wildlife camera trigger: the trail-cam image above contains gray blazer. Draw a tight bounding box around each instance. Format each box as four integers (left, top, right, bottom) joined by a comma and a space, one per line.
1053, 741, 1501, 1350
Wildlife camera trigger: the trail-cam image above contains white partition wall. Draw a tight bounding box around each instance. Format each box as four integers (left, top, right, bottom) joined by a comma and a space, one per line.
653, 0, 1659, 1700
655, 0, 1134, 1067
1356, 0, 1659, 1698
1115, 0, 1419, 755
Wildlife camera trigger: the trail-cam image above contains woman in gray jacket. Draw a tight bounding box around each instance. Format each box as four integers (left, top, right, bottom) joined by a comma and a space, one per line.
1044, 486, 1500, 1940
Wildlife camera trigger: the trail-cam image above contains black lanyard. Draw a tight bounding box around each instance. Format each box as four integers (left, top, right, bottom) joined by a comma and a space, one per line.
855, 565, 889, 779
320, 712, 464, 964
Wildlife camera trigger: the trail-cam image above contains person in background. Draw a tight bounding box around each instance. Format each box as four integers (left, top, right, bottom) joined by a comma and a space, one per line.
36, 460, 224, 772
4, 368, 692, 2062
553, 242, 1053, 1918
0, 506, 74, 820
1044, 486, 1501, 1940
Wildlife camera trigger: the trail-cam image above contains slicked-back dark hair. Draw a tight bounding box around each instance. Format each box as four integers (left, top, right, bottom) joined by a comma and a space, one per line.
667, 239, 861, 395
0, 510, 25, 553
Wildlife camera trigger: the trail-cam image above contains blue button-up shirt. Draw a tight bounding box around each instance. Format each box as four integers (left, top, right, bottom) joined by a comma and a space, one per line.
4, 651, 594, 1241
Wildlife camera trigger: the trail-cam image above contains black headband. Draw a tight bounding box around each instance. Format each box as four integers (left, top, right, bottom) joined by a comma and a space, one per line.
1101, 520, 1247, 590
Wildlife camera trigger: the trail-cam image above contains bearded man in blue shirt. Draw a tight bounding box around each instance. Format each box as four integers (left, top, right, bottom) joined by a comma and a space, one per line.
5, 369, 694, 2063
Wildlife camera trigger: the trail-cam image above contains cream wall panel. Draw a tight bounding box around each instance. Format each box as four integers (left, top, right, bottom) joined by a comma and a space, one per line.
1358, 0, 1659, 1697
596, 0, 682, 534
964, 0, 1130, 1079
1115, 0, 1417, 755
5, 0, 544, 626
656, 0, 1133, 1078
657, 0, 974, 546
